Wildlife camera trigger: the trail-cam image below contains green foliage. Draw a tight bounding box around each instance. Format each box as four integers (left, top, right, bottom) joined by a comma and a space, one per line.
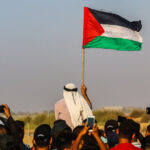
93, 110, 124, 125
24, 116, 32, 123
17, 115, 32, 124
33, 113, 48, 125
41, 113, 55, 127
15, 113, 55, 130
129, 110, 145, 118
140, 113, 150, 123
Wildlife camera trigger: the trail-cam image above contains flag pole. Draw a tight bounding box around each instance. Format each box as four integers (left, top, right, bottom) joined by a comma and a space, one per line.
81, 48, 93, 109
82, 48, 85, 85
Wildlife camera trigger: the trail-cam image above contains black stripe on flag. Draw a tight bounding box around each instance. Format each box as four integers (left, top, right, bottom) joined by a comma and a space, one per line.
89, 8, 142, 32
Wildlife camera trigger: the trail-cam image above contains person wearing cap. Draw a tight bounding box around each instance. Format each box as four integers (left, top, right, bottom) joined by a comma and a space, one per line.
110, 119, 143, 150
55, 83, 93, 129
104, 120, 119, 137
33, 124, 52, 150
104, 119, 119, 148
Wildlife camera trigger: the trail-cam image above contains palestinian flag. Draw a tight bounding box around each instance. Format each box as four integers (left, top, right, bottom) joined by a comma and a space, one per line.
83, 7, 143, 51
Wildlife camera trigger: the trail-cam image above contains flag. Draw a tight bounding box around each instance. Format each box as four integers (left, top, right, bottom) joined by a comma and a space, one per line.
83, 7, 143, 51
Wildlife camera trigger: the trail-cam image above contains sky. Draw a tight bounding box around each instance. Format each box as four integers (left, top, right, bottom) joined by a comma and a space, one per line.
0, 0, 150, 113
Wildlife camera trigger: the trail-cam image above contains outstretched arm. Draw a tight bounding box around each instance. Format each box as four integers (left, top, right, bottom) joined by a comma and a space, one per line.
92, 124, 107, 150
81, 84, 92, 109
72, 122, 89, 150
2, 104, 24, 150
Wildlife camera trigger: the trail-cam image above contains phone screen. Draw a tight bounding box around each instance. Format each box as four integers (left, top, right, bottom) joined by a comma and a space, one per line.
87, 116, 95, 130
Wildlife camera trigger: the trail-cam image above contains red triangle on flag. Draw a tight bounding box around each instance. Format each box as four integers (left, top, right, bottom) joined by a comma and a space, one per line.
83, 7, 105, 47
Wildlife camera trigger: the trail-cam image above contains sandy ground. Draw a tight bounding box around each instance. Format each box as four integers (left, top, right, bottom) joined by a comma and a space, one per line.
24, 130, 34, 147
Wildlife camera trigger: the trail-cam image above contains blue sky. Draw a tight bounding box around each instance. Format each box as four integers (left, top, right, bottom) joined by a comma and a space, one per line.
0, 0, 150, 112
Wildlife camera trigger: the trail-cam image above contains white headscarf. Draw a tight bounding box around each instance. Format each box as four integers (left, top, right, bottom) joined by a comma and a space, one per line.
63, 83, 93, 128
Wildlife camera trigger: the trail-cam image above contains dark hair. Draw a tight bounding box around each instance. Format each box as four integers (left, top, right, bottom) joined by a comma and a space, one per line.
98, 129, 105, 137
15, 120, 25, 129
81, 145, 100, 150
51, 119, 71, 137
55, 130, 74, 150
128, 119, 140, 139
107, 132, 119, 148
147, 125, 150, 133
73, 125, 84, 139
119, 120, 135, 141
141, 135, 150, 149
15, 120, 25, 141
52, 126, 73, 149
82, 134, 100, 150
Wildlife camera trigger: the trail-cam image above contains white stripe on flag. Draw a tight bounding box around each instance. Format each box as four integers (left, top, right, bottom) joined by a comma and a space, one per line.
101, 24, 143, 43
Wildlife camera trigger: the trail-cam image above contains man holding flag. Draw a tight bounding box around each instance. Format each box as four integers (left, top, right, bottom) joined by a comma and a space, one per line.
81, 7, 143, 95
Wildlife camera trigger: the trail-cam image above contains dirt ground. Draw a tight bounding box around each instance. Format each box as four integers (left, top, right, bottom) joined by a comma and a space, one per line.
24, 130, 34, 147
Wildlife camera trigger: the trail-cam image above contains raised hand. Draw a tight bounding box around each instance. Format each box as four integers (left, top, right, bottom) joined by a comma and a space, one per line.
2, 104, 11, 119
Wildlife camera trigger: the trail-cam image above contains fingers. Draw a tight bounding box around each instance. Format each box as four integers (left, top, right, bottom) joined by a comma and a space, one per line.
84, 122, 90, 130
2, 104, 11, 119
93, 123, 97, 129
81, 84, 86, 89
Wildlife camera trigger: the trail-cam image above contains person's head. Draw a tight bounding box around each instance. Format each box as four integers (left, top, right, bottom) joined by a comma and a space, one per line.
0, 134, 15, 150
107, 132, 119, 148
15, 120, 25, 142
63, 83, 78, 103
73, 125, 84, 139
51, 119, 71, 137
33, 124, 52, 149
145, 125, 150, 137
72, 126, 84, 149
81, 133, 100, 150
119, 119, 135, 143
16, 120, 25, 130
64, 83, 78, 93
128, 119, 140, 142
98, 129, 105, 137
51, 119, 72, 149
141, 135, 150, 150
104, 119, 118, 137
54, 128, 74, 150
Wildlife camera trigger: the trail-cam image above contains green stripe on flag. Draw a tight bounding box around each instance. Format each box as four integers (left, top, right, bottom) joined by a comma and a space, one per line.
83, 36, 142, 51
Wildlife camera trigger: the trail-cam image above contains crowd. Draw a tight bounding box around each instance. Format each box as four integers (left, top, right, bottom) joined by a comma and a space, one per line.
0, 83, 150, 150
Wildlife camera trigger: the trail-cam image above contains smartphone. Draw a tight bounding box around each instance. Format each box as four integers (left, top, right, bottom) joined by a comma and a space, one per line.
146, 107, 150, 114
0, 105, 4, 113
117, 116, 126, 122
87, 116, 95, 132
